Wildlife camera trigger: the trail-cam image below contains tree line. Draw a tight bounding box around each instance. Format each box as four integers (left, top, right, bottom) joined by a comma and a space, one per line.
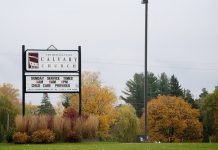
0, 72, 217, 142
121, 72, 218, 142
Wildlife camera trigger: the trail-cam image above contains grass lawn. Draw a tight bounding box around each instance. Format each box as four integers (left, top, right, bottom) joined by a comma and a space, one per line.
0, 142, 218, 150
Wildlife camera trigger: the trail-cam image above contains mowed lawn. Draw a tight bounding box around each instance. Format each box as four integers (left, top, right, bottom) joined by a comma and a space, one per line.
0, 142, 218, 150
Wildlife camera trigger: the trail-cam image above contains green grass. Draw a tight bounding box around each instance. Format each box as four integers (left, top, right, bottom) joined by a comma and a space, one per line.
0, 142, 218, 150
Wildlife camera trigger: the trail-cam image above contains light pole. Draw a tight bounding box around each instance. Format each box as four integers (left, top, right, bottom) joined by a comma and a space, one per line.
141, 0, 148, 141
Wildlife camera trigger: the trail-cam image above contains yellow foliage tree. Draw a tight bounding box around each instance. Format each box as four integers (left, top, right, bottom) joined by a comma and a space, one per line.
66, 72, 117, 139
140, 96, 203, 142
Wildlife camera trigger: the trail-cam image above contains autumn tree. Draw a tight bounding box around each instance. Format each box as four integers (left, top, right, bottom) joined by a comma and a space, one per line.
37, 93, 56, 115
0, 83, 20, 131
65, 72, 117, 139
111, 105, 139, 142
140, 96, 202, 142
25, 102, 38, 115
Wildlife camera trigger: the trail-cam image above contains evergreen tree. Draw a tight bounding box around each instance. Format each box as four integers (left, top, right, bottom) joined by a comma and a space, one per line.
158, 72, 170, 95
121, 72, 159, 117
183, 89, 198, 108
62, 96, 69, 108
37, 93, 56, 115
199, 88, 208, 99
169, 75, 183, 97
121, 73, 144, 117
148, 72, 159, 100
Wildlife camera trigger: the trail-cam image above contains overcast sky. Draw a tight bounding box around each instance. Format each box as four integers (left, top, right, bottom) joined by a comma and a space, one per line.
0, 0, 218, 105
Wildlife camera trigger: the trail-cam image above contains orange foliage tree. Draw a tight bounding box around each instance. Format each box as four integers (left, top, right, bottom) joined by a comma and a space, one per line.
140, 96, 203, 142
65, 72, 117, 139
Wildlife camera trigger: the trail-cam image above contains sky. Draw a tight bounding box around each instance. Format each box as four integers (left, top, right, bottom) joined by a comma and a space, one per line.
0, 0, 218, 105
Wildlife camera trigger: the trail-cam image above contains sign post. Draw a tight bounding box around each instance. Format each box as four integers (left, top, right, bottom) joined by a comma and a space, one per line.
22, 45, 82, 116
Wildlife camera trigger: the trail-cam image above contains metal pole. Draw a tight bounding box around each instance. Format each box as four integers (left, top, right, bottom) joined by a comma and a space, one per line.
22, 45, 26, 116
78, 46, 82, 116
142, 0, 148, 141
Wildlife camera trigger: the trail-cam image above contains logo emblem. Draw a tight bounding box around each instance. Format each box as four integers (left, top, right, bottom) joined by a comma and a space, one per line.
28, 52, 39, 69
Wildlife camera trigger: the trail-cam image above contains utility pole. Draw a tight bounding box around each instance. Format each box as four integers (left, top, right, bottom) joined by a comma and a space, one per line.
141, 0, 148, 141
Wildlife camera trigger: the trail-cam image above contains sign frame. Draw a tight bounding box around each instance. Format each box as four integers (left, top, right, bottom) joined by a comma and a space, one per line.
22, 45, 82, 116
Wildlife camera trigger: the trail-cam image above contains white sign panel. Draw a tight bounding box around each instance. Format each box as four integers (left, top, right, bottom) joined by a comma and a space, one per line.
26, 50, 79, 71
26, 75, 79, 92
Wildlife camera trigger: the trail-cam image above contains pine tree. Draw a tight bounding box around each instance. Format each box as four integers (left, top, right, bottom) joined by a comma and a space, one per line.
147, 72, 158, 100
183, 89, 198, 108
121, 72, 159, 117
37, 93, 56, 115
121, 73, 144, 117
62, 96, 69, 108
158, 72, 170, 95
199, 88, 208, 99
169, 75, 183, 97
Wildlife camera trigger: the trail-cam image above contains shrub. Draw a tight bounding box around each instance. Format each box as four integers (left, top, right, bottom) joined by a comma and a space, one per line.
6, 127, 15, 143
15, 116, 26, 132
53, 116, 64, 140
65, 131, 81, 142
0, 125, 4, 142
74, 115, 99, 139
31, 129, 55, 143
27, 115, 38, 134
13, 132, 30, 144
63, 118, 72, 136
37, 116, 49, 130
63, 108, 79, 120
15, 115, 52, 134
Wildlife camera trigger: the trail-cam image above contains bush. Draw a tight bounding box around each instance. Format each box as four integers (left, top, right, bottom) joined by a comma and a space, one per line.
31, 129, 55, 143
13, 132, 30, 144
53, 116, 64, 140
65, 131, 81, 142
0, 125, 4, 142
6, 127, 15, 143
74, 115, 99, 139
15, 115, 52, 134
15, 116, 26, 133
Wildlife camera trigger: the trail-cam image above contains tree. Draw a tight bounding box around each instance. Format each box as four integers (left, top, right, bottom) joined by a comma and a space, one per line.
200, 89, 218, 142
0, 83, 20, 131
214, 100, 218, 142
199, 88, 208, 99
147, 72, 159, 101
37, 93, 56, 115
25, 102, 37, 115
120, 73, 144, 117
121, 72, 159, 117
169, 75, 183, 97
111, 105, 139, 142
158, 73, 170, 96
183, 89, 198, 108
66, 72, 117, 139
140, 96, 203, 142
62, 96, 69, 109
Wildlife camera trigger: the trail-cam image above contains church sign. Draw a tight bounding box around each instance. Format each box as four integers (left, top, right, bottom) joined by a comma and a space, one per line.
22, 45, 82, 116
26, 50, 79, 72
